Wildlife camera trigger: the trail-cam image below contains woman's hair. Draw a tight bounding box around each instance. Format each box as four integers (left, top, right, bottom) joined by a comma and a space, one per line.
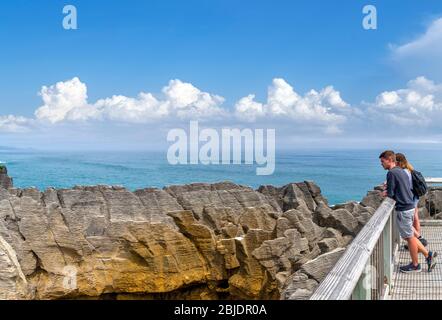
396, 153, 414, 171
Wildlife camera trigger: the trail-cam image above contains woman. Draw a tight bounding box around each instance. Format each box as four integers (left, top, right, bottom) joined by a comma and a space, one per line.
396, 153, 428, 247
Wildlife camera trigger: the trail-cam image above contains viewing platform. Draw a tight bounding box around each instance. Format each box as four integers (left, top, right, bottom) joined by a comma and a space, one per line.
391, 221, 442, 300
309, 179, 442, 300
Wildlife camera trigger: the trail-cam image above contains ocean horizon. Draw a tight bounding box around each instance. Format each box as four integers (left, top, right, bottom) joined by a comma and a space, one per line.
2, 148, 441, 205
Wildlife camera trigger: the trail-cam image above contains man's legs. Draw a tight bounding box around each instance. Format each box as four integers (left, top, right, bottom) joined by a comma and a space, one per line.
399, 209, 437, 273
399, 209, 422, 272
405, 206, 428, 249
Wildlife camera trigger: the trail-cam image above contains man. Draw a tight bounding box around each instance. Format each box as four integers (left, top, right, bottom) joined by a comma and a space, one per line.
380, 150, 437, 273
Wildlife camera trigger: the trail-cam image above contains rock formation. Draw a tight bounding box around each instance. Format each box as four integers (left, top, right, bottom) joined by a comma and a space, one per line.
425, 187, 442, 219
0, 166, 13, 189
0, 168, 380, 300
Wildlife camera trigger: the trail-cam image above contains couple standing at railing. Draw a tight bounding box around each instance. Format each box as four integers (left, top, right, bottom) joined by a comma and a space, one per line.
379, 151, 437, 273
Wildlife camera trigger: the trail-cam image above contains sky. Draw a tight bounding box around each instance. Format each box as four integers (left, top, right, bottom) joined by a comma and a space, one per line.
1, 0, 442, 150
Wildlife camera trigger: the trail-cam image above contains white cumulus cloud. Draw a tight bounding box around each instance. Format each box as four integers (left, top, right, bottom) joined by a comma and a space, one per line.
368, 76, 442, 126
234, 78, 349, 131
234, 94, 265, 122
0, 77, 355, 136
31, 77, 351, 135
35, 77, 91, 123
34, 78, 226, 124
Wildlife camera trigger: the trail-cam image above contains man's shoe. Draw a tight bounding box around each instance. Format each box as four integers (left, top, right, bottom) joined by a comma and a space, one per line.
418, 236, 428, 247
400, 263, 422, 273
426, 251, 438, 272
404, 237, 428, 250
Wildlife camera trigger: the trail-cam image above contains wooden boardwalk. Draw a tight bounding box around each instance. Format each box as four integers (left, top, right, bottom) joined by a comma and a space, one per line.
391, 221, 442, 300
310, 182, 442, 300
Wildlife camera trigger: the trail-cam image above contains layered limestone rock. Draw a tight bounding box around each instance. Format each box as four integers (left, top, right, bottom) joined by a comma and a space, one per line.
0, 172, 375, 300
425, 187, 442, 218
0, 166, 13, 189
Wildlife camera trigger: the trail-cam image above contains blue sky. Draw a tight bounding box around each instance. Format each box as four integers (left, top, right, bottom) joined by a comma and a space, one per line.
1, 0, 442, 149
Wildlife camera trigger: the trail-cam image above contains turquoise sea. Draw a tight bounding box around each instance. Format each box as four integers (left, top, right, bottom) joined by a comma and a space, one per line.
1, 148, 442, 205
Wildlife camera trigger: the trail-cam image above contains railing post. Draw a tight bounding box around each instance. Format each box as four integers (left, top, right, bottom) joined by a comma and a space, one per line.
351, 262, 371, 300
383, 215, 393, 298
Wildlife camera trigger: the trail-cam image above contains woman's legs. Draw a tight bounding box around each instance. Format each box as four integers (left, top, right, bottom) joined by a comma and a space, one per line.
413, 207, 421, 238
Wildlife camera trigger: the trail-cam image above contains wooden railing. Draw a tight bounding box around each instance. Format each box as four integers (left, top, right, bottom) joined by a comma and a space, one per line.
425, 178, 442, 186
310, 198, 398, 300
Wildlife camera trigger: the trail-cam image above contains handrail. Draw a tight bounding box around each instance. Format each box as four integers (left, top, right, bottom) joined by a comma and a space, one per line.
426, 178, 442, 186
310, 198, 396, 300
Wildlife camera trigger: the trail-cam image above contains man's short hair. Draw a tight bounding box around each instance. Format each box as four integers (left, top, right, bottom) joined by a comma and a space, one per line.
379, 150, 396, 162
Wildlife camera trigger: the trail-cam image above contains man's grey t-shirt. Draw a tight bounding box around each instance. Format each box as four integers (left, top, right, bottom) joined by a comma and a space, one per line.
387, 166, 415, 211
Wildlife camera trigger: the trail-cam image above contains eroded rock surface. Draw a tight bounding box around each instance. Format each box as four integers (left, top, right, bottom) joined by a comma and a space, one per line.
0, 166, 13, 190
0, 176, 375, 300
